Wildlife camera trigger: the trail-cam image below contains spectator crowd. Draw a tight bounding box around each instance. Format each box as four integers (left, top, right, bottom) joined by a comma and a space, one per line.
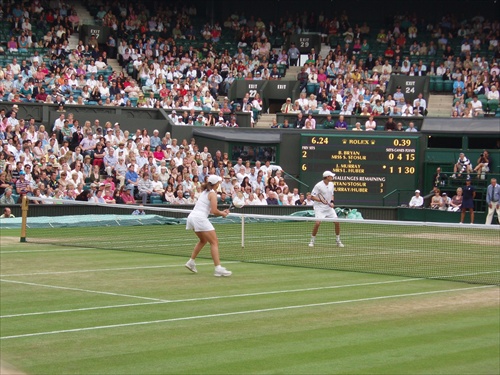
0, 2, 499, 207
0, 103, 311, 206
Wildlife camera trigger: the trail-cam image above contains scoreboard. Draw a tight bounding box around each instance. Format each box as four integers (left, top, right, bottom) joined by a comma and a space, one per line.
300, 134, 420, 206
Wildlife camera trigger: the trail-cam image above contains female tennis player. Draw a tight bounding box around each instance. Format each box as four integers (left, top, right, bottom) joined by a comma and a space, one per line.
309, 171, 344, 248
185, 174, 232, 277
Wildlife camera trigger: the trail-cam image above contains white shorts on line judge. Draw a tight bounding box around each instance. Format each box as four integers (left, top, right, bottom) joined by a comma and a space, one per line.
314, 207, 338, 219
186, 215, 215, 232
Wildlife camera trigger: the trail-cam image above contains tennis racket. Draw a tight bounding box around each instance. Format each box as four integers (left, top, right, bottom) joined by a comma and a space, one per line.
317, 193, 330, 206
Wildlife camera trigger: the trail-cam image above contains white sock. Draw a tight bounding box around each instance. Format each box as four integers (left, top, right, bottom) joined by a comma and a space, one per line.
189, 258, 195, 264
215, 265, 223, 270
336, 235, 341, 241
310, 236, 316, 242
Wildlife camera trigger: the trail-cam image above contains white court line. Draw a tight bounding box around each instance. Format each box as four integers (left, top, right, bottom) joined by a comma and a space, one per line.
3, 276, 491, 319
0, 285, 494, 340
0, 248, 98, 254
0, 261, 239, 277
0, 279, 169, 302
0, 277, 423, 318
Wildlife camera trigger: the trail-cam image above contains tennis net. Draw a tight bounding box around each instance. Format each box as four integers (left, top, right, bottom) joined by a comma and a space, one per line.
21, 197, 500, 285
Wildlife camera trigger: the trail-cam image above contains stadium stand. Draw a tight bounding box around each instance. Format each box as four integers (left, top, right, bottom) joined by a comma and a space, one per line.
0, 0, 498, 213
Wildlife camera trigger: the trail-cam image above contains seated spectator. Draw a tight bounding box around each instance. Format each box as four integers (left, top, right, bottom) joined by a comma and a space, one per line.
0, 187, 16, 205
351, 122, 363, 131
385, 117, 397, 131
409, 190, 423, 208
452, 153, 473, 178
470, 96, 484, 116
365, 116, 377, 131
405, 122, 418, 132
448, 188, 463, 212
430, 188, 443, 209
0, 207, 15, 218
281, 98, 293, 113
334, 116, 348, 130
474, 150, 491, 180
440, 192, 451, 211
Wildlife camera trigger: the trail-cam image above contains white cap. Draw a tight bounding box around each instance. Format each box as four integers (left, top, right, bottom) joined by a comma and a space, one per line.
207, 175, 222, 184
415, 189, 420, 193
323, 171, 335, 178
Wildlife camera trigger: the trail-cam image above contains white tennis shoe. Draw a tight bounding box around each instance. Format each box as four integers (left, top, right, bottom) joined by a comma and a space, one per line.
337, 241, 345, 248
185, 260, 197, 273
308, 241, 315, 247
214, 266, 232, 277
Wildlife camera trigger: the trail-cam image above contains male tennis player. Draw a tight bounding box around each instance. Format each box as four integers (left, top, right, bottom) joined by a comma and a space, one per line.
185, 174, 232, 277
309, 171, 344, 248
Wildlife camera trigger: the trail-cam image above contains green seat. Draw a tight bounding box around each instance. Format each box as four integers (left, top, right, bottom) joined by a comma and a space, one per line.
443, 80, 454, 93
434, 80, 444, 92
150, 196, 163, 204
487, 100, 499, 113
306, 83, 318, 95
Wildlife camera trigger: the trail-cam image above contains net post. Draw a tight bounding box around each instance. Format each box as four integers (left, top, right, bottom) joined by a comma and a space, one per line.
241, 214, 245, 248
20, 195, 28, 242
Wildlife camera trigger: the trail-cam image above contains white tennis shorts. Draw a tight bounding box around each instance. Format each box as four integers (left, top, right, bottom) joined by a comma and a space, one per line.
314, 207, 338, 219
186, 215, 215, 232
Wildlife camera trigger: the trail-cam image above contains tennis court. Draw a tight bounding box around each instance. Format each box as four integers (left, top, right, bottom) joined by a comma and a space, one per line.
1, 227, 499, 375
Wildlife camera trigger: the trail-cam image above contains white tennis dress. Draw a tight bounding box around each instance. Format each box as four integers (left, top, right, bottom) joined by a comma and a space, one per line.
186, 189, 215, 232
311, 180, 338, 219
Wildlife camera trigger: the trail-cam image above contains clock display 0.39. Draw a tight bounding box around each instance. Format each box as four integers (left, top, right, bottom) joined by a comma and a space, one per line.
300, 135, 420, 206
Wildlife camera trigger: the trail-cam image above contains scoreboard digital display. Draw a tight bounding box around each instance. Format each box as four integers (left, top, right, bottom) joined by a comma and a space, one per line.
300, 134, 420, 206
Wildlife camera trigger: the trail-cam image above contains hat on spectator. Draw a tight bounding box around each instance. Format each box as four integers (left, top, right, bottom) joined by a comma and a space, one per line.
180, 145, 185, 148
166, 145, 172, 148
12, 105, 19, 110
323, 171, 335, 178
207, 175, 222, 184
171, 110, 176, 114
52, 163, 61, 168
49, 154, 56, 159
84, 155, 91, 159
106, 128, 113, 132
47, 162, 53, 166
442, 192, 447, 196
415, 190, 420, 193
114, 122, 120, 126
224, 175, 231, 179
19, 170, 26, 175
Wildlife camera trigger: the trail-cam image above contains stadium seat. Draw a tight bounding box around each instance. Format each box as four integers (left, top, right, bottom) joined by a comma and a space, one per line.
306, 83, 318, 95
487, 100, 499, 113
434, 79, 444, 92
443, 80, 453, 93
150, 196, 163, 204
